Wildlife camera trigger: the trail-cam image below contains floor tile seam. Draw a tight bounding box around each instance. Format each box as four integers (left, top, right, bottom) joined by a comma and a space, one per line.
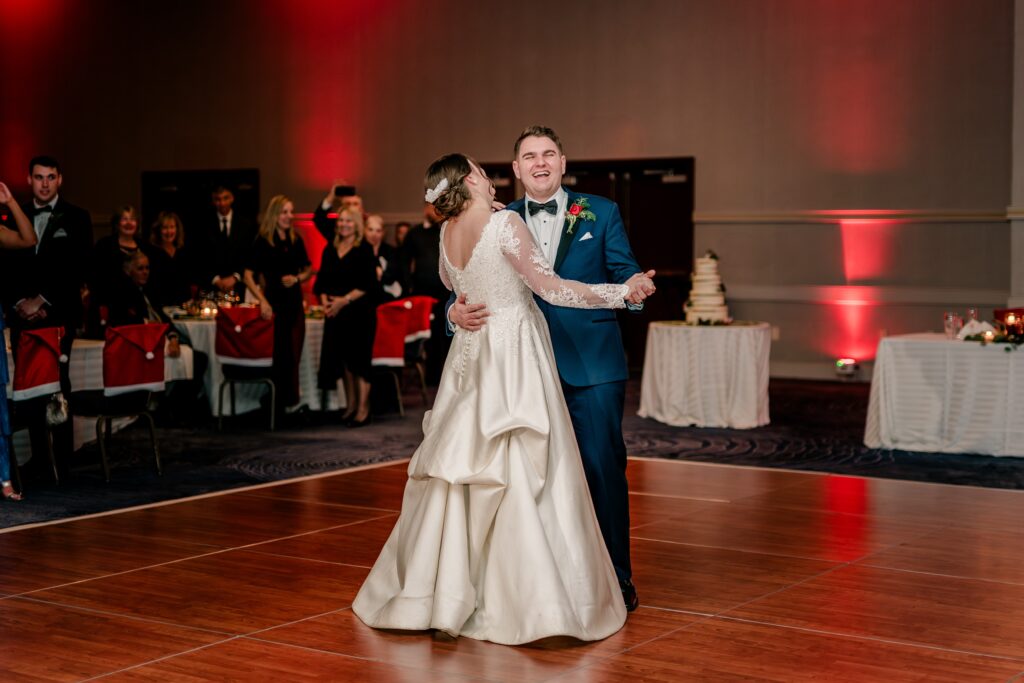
10, 545, 240, 598
710, 561, 851, 618
231, 511, 400, 551
236, 634, 507, 682
628, 491, 731, 503
238, 605, 353, 639
626, 455, 831, 482
629, 533, 849, 564
233, 492, 399, 513
839, 524, 965, 568
79, 635, 245, 682
239, 548, 374, 570
850, 561, 1024, 589
1006, 671, 1024, 683
10, 594, 242, 637
711, 613, 1024, 664
705, 500, 950, 531
10, 512, 395, 598
0, 458, 412, 535
536, 615, 717, 683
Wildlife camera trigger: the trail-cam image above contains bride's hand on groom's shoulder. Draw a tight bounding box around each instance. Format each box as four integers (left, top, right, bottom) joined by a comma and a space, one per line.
451, 293, 490, 331
490, 199, 506, 212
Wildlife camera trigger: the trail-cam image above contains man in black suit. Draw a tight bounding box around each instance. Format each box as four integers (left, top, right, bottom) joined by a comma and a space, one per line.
5, 155, 93, 470
398, 203, 450, 385
201, 186, 254, 299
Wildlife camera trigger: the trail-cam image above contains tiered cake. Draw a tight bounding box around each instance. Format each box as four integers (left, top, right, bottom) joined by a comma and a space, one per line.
684, 250, 729, 323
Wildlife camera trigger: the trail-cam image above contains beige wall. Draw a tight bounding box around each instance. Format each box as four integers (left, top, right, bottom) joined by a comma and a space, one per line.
1, 0, 1014, 377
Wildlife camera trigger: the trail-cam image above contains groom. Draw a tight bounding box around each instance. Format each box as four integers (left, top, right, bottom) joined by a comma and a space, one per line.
450, 126, 655, 611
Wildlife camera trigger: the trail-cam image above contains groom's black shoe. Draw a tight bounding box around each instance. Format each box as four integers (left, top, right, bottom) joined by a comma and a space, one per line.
620, 579, 639, 612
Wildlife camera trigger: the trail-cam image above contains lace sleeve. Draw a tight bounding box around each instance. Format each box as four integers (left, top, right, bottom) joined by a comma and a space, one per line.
497, 212, 627, 309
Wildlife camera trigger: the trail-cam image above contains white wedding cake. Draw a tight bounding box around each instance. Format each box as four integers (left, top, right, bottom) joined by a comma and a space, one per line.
684, 250, 729, 323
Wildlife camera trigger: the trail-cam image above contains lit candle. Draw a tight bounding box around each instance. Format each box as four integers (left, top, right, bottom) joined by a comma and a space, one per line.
201, 306, 212, 318
983, 330, 994, 342
1007, 313, 1017, 326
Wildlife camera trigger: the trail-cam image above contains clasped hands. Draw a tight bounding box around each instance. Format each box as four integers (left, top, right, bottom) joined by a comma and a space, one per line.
323, 294, 349, 318
625, 270, 656, 305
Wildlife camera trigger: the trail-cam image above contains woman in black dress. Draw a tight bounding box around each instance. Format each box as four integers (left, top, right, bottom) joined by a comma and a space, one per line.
314, 207, 379, 427
244, 195, 312, 413
148, 211, 198, 308
89, 205, 151, 333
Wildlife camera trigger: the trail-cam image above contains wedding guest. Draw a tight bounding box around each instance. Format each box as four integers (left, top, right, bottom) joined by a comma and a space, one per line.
148, 211, 197, 307
0, 181, 38, 500
313, 208, 379, 427
244, 196, 312, 415
200, 186, 255, 299
90, 206, 151, 320
364, 214, 401, 300
4, 156, 93, 473
399, 203, 449, 384
393, 221, 411, 248
312, 184, 367, 242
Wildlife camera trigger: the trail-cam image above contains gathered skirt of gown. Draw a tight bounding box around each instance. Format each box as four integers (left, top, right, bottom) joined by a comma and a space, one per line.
352, 296, 627, 644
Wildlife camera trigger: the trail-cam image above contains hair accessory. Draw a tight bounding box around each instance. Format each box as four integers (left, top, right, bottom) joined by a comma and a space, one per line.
424, 178, 449, 203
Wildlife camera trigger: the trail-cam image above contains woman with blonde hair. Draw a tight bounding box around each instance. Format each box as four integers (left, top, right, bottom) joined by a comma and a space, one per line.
313, 208, 379, 426
244, 195, 312, 414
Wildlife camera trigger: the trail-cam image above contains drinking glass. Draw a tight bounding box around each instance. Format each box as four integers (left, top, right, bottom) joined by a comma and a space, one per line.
943, 311, 959, 339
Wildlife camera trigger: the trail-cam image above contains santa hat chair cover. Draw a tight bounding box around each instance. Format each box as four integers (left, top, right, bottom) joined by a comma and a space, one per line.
402, 295, 436, 343
216, 306, 274, 367
103, 323, 169, 397
13, 327, 66, 400
372, 301, 408, 368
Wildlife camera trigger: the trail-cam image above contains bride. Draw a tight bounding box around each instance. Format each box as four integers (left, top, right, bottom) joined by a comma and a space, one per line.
352, 153, 639, 645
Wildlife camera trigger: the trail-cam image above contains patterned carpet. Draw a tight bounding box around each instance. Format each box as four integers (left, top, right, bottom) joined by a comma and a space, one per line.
4, 378, 1023, 528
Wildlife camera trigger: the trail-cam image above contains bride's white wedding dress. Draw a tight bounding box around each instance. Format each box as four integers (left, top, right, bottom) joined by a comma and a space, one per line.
352, 210, 628, 645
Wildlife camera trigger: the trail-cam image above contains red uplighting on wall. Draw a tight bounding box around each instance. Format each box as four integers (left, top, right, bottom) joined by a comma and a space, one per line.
839, 219, 899, 283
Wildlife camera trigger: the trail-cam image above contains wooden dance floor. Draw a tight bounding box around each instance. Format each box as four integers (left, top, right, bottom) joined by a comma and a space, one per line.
3, 457, 1024, 681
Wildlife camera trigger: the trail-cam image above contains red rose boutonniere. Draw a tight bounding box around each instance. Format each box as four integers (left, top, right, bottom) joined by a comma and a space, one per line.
565, 197, 596, 235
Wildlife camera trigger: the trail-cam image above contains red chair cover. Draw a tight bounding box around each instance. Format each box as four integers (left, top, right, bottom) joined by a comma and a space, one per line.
215, 306, 274, 367
103, 323, 169, 396
12, 327, 65, 400
372, 301, 409, 368
402, 295, 436, 343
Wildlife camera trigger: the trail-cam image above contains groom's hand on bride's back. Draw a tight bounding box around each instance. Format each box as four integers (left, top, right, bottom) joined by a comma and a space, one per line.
450, 293, 490, 331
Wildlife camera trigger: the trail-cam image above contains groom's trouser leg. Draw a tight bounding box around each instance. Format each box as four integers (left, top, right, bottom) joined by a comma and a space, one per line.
562, 379, 631, 582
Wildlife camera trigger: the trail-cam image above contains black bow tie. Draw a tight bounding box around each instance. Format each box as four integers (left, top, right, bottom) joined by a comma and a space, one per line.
527, 199, 558, 216
34, 205, 53, 215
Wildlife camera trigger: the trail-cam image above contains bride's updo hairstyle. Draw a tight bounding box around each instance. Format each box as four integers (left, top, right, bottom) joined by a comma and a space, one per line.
424, 153, 474, 220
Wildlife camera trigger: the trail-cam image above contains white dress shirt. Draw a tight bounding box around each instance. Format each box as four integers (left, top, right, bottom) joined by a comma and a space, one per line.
32, 196, 59, 250
218, 210, 233, 237
524, 188, 568, 266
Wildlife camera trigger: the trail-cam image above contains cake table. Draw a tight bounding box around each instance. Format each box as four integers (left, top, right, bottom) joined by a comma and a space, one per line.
638, 321, 771, 428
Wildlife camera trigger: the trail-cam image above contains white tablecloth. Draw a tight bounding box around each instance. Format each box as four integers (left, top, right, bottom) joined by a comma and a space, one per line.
638, 321, 771, 428
5, 332, 193, 452
175, 317, 343, 416
864, 333, 1024, 456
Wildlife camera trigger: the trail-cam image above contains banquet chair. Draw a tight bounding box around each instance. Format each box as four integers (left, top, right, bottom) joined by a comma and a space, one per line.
402, 296, 437, 406
371, 300, 410, 417
9, 326, 65, 484
70, 323, 168, 482
215, 306, 276, 431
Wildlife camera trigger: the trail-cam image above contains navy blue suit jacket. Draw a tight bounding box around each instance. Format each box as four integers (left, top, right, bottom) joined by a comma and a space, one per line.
506, 190, 640, 387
